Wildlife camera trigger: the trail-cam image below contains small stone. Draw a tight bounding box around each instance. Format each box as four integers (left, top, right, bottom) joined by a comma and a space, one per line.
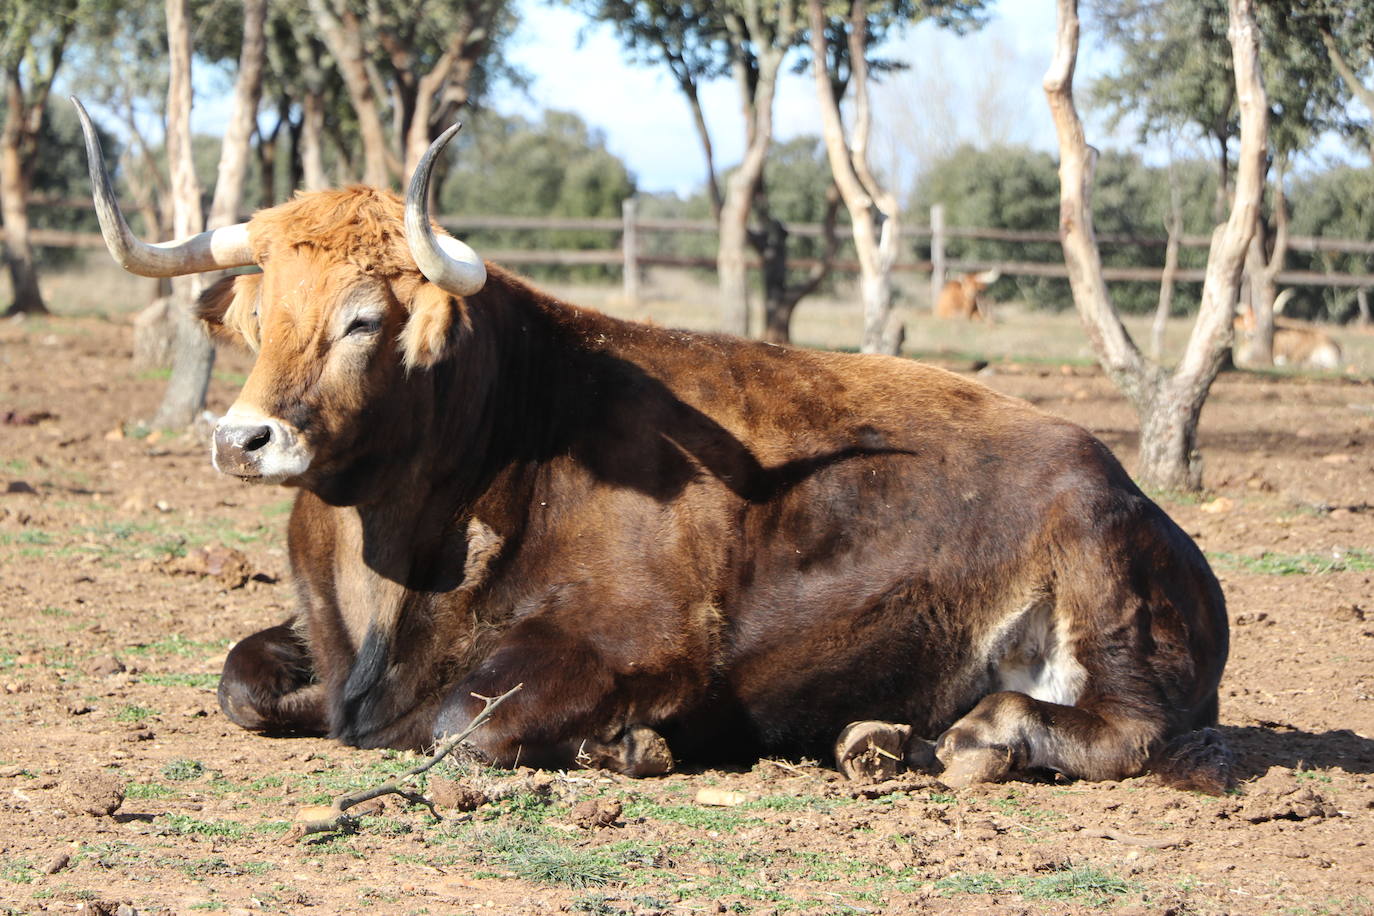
42, 853, 71, 875
569, 797, 622, 829
84, 655, 126, 677
4, 480, 37, 495
429, 776, 487, 811
1199, 497, 1234, 514
60, 772, 125, 817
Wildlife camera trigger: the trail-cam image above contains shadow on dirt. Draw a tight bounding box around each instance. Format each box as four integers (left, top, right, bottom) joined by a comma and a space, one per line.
1223, 724, 1374, 779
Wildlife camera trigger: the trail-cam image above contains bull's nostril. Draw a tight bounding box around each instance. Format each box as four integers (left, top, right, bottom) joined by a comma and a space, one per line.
243, 426, 272, 452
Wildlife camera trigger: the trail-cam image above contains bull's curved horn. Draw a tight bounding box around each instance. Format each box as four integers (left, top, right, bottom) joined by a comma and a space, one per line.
404, 123, 486, 297
71, 97, 254, 277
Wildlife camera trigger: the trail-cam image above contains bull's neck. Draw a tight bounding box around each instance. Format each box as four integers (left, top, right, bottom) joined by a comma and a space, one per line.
352, 268, 582, 530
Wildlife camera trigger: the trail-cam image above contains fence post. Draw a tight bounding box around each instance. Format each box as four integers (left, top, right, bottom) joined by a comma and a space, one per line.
622, 197, 639, 309
1358, 287, 1371, 326
929, 203, 945, 314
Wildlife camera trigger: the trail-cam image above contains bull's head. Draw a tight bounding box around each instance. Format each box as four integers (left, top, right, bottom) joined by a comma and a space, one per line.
74, 99, 482, 502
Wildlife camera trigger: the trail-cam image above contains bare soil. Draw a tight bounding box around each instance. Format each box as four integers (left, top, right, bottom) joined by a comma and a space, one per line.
1, 307, 1372, 916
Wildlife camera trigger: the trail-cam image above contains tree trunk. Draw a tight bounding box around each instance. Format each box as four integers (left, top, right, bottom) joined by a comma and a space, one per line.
1137, 382, 1203, 492
152, 0, 213, 431
1150, 176, 1182, 361
717, 183, 753, 337
1044, 0, 1266, 492
309, 0, 392, 187
1, 74, 44, 315
1243, 235, 1275, 365
0, 133, 44, 315
806, 0, 903, 356
300, 89, 328, 190
209, 0, 266, 231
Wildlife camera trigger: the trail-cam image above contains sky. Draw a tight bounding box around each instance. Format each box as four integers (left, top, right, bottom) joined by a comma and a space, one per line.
488, 0, 1101, 196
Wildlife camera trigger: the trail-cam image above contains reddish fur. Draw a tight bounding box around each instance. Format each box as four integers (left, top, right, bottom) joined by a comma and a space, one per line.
936, 273, 994, 321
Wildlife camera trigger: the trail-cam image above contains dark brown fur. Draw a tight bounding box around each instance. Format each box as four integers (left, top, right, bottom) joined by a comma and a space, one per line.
206, 189, 1229, 787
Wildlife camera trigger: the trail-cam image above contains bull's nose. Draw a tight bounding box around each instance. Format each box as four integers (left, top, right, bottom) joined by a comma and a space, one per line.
211, 413, 313, 482
219, 422, 272, 453
214, 420, 275, 477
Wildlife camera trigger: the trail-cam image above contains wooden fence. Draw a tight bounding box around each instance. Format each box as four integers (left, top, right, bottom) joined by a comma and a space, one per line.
16, 197, 1374, 311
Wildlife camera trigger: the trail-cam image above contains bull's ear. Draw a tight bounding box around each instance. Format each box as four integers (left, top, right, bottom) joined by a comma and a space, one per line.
401, 280, 470, 370
196, 272, 263, 350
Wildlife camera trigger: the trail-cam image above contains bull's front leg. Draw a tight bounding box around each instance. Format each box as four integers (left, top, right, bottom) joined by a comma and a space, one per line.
218, 621, 328, 735
430, 615, 676, 777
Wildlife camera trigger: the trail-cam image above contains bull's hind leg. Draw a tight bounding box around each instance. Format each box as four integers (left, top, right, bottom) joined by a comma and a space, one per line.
218, 621, 327, 735
933, 691, 1162, 787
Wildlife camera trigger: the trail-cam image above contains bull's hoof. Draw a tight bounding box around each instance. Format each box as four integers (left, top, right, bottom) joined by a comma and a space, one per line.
835, 720, 913, 782
579, 725, 674, 777
936, 744, 1014, 788
620, 725, 674, 777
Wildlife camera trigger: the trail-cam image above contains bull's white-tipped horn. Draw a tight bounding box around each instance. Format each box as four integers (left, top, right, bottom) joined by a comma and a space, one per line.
405, 122, 486, 297
975, 269, 1002, 285
72, 97, 254, 277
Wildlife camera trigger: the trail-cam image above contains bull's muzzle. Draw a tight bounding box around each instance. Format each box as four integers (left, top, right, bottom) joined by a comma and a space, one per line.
212, 411, 311, 482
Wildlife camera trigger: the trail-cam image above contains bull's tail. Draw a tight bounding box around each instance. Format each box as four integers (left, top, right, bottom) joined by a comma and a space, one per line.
1149, 726, 1234, 795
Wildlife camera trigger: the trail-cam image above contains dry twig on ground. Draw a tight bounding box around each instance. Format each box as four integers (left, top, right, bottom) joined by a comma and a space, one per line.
281, 683, 523, 844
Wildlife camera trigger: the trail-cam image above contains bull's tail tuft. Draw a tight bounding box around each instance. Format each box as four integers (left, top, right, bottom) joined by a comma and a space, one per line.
1150, 727, 1234, 795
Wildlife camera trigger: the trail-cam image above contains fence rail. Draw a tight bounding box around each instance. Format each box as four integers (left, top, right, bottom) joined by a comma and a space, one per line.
13, 198, 1374, 302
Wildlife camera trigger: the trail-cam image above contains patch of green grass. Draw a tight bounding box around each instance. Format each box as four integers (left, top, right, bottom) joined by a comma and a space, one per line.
114, 703, 157, 723
39, 605, 72, 618
155, 814, 248, 839
474, 826, 624, 889
622, 797, 762, 832
0, 458, 29, 474
927, 791, 958, 804
125, 634, 230, 659
180, 857, 274, 877
162, 759, 206, 781
1294, 767, 1334, 785
740, 794, 839, 814
0, 859, 34, 884
141, 672, 220, 689
1209, 548, 1374, 575
125, 781, 175, 799
937, 865, 1135, 907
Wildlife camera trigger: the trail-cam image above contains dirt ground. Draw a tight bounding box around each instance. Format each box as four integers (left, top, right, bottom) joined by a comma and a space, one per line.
1, 301, 1372, 916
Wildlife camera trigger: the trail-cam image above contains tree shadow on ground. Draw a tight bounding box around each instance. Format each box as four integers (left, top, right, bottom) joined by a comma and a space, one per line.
1222, 724, 1374, 779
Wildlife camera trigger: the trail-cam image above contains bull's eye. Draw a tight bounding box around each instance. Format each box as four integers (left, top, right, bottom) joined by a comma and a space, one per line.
344, 315, 383, 338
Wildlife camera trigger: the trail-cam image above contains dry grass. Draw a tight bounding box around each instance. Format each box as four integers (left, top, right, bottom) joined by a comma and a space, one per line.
9, 260, 1372, 377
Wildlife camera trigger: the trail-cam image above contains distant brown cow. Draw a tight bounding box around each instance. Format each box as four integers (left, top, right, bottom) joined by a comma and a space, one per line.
77, 102, 1230, 791
936, 270, 1000, 321
1234, 295, 1343, 371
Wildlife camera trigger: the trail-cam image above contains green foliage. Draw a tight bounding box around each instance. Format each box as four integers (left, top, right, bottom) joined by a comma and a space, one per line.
936, 864, 1135, 906
913, 143, 1216, 313
161, 758, 206, 781
1087, 0, 1359, 160
473, 826, 623, 888
439, 109, 635, 281
114, 703, 156, 723
1286, 164, 1374, 321
1208, 548, 1374, 575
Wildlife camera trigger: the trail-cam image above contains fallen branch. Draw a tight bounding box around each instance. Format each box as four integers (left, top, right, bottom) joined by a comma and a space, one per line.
281, 683, 523, 844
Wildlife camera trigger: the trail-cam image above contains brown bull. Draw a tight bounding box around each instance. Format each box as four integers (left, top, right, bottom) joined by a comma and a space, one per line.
77, 103, 1230, 790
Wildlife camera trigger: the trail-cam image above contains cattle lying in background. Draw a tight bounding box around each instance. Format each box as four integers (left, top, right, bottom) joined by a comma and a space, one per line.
935, 270, 1001, 322
1234, 294, 1343, 371
76, 101, 1231, 791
